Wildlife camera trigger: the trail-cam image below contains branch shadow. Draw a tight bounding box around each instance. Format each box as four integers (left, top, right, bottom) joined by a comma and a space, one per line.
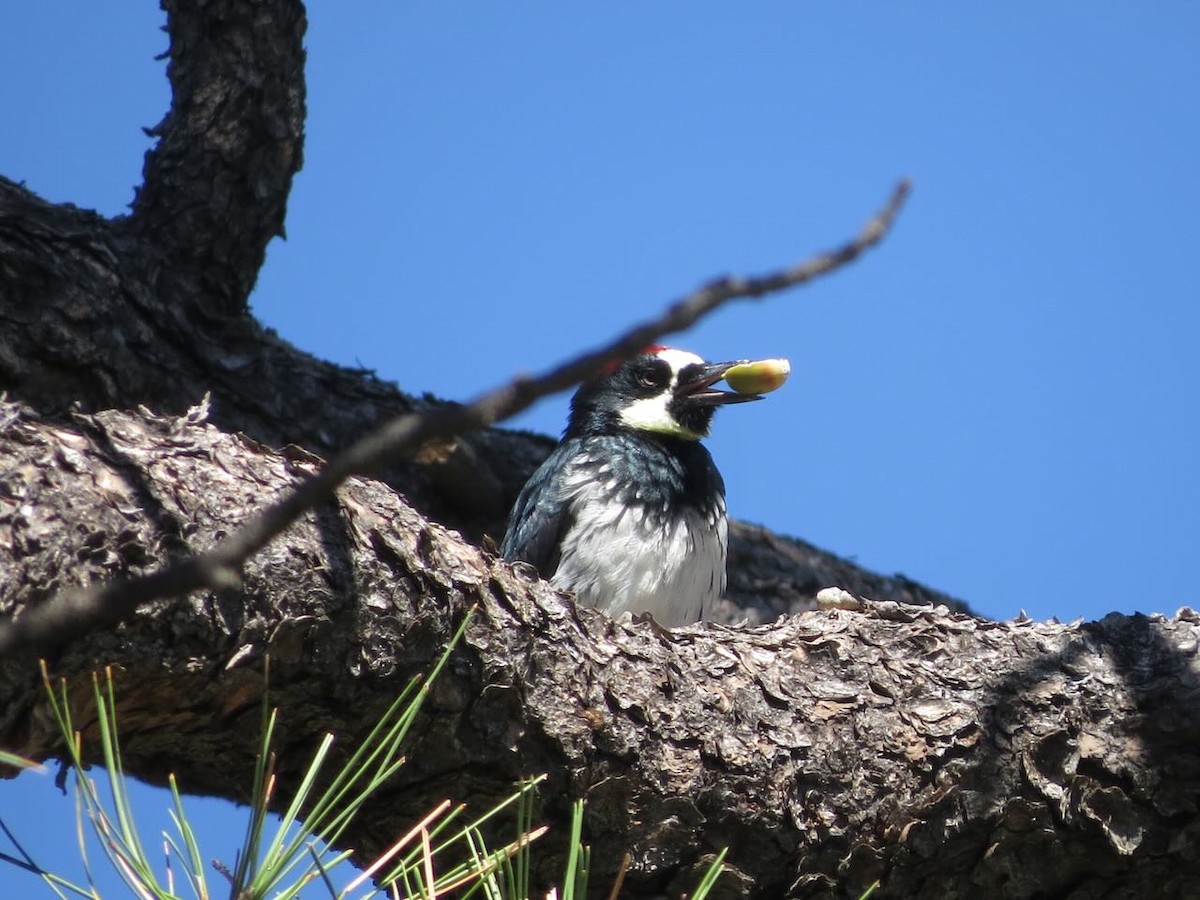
886, 607, 1200, 898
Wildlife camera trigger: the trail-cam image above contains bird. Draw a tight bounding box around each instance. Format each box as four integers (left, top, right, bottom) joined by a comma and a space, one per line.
500, 346, 782, 627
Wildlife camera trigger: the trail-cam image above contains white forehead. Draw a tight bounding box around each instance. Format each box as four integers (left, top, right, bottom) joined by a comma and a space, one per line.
652, 347, 706, 374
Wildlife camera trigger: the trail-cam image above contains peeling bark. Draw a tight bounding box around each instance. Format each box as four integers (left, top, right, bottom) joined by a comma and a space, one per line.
2, 401, 1198, 898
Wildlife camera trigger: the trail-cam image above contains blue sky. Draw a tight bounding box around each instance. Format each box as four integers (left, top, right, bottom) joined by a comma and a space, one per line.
3, 3, 1199, 896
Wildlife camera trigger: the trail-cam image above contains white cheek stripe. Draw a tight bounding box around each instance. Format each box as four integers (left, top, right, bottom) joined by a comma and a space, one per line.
617, 347, 708, 440
618, 395, 703, 440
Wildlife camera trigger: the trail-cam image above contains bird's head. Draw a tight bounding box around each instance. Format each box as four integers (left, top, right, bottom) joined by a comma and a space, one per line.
566, 346, 781, 441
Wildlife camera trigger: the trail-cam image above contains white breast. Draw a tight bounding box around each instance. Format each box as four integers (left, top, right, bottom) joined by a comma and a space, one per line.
551, 463, 727, 626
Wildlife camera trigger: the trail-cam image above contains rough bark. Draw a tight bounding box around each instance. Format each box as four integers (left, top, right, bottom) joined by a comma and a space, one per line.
2, 400, 1198, 898
3, 2, 1199, 898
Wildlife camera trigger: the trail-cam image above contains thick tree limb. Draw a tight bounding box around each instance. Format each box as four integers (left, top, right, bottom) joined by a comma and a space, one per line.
125, 0, 307, 312
1, 401, 1197, 898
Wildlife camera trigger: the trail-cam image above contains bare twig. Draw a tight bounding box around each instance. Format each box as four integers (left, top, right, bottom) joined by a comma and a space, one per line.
0, 180, 911, 656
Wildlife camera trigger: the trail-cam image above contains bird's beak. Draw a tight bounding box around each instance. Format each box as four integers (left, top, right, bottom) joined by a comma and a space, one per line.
675, 361, 764, 407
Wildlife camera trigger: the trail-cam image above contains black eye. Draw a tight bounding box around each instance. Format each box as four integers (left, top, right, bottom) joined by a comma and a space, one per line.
632, 359, 669, 390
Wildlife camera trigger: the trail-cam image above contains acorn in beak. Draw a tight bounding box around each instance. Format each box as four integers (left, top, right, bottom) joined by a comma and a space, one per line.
676, 358, 791, 407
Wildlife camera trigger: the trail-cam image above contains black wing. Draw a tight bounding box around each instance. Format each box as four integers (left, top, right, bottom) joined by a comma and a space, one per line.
499, 441, 580, 579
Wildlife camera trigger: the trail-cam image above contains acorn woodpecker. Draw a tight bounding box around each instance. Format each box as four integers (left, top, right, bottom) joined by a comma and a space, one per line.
501, 346, 781, 626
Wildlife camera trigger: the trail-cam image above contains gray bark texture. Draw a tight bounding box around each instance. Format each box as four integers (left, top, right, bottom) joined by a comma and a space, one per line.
2, 2, 1199, 898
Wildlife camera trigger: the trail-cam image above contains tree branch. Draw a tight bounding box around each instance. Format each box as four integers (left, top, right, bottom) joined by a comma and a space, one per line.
124, 0, 307, 312
0, 181, 909, 657
1, 401, 1195, 897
